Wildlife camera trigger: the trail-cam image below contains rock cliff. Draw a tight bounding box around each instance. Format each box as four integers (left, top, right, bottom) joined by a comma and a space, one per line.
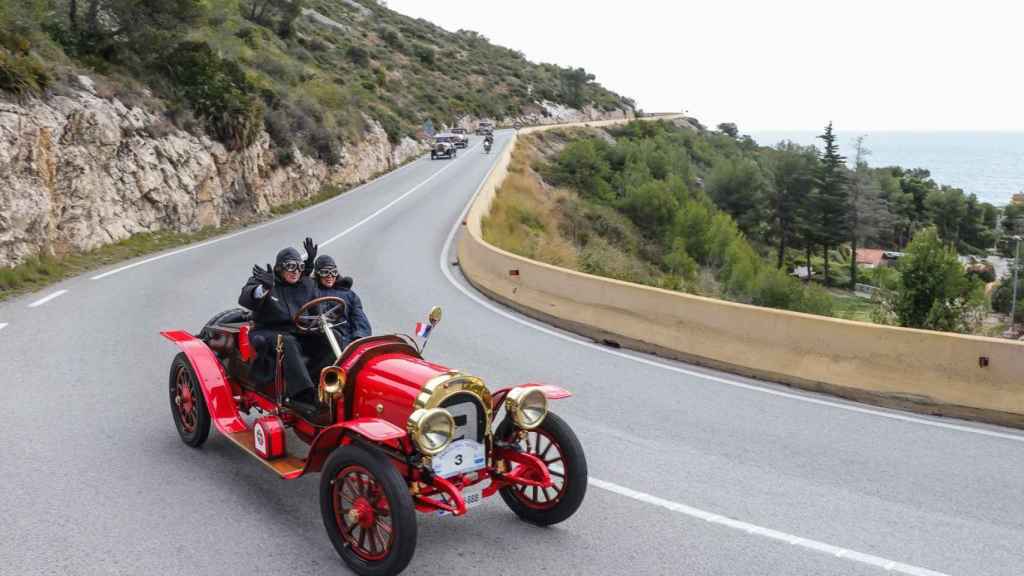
0, 79, 422, 268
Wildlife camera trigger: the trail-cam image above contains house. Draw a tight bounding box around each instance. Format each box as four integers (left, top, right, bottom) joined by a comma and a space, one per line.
1012, 192, 1024, 206
856, 249, 902, 268
855, 249, 886, 268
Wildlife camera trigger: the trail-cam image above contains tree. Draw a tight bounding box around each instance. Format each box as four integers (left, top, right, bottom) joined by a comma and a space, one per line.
815, 122, 849, 285
846, 136, 888, 289
924, 186, 967, 247
560, 67, 594, 108
764, 141, 817, 269
716, 122, 739, 138
893, 227, 984, 332
706, 157, 768, 240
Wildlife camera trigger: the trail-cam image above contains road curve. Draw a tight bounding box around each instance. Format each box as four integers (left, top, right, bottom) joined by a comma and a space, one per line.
1, 132, 1022, 576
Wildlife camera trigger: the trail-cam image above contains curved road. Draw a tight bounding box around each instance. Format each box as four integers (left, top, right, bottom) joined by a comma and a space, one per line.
1, 132, 1022, 575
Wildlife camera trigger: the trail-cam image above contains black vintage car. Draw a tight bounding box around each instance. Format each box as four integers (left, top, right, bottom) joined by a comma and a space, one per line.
431, 134, 457, 160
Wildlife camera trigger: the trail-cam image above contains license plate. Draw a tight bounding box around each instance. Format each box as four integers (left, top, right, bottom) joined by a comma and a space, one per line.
437, 482, 484, 517
432, 439, 485, 478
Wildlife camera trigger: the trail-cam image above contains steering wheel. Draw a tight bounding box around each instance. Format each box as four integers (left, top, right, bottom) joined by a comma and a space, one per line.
293, 296, 348, 334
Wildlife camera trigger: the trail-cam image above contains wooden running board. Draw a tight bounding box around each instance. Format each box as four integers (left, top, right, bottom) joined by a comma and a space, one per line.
223, 430, 306, 479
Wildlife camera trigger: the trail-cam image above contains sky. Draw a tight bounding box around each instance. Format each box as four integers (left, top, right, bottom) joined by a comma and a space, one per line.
384, 0, 1024, 132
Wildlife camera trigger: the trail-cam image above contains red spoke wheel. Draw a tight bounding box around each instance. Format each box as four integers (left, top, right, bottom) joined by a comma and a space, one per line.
168, 353, 210, 447
321, 445, 416, 576
496, 412, 587, 526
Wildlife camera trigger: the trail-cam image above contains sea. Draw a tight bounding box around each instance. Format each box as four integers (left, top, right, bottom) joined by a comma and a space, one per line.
750, 131, 1024, 206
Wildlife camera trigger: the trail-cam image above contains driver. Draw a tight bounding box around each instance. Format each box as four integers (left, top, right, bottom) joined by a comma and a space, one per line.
238, 246, 319, 407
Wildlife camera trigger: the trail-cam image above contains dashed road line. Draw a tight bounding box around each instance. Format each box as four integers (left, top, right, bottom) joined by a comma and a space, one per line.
28, 290, 68, 308
435, 152, 1024, 444
589, 477, 950, 576
90, 154, 427, 280
0, 323, 8, 332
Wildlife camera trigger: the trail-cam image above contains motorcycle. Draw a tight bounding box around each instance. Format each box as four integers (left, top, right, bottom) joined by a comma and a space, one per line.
483, 139, 493, 154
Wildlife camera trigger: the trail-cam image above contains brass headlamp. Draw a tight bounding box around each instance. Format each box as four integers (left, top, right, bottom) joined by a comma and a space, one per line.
407, 408, 455, 456
505, 387, 548, 429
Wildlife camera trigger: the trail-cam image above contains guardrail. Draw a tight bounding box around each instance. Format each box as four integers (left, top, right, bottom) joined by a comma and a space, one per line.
457, 116, 1024, 428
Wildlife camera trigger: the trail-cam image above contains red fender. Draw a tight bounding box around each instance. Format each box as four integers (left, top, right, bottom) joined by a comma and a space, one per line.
161, 330, 247, 434
491, 383, 573, 412
300, 418, 407, 475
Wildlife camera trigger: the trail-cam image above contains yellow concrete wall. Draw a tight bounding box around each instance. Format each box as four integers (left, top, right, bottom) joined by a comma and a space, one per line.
460, 118, 1024, 426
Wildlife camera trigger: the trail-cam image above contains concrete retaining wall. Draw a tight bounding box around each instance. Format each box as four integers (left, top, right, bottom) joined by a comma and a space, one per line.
458, 118, 1024, 427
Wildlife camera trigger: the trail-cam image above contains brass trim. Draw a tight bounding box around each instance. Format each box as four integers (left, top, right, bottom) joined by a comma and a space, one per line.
413, 371, 493, 432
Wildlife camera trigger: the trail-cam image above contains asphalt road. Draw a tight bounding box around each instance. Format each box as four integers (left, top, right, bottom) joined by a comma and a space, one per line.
2, 132, 1023, 576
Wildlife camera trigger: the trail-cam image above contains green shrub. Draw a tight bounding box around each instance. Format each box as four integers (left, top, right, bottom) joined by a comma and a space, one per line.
413, 43, 435, 66
164, 41, 263, 150
893, 227, 986, 332
0, 48, 49, 96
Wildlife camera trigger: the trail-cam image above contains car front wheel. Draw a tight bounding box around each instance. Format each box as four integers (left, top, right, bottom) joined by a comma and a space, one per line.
169, 352, 211, 447
496, 412, 587, 526
321, 444, 417, 576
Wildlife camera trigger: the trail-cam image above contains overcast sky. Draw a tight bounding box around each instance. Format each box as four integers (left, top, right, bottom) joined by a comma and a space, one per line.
385, 0, 1023, 132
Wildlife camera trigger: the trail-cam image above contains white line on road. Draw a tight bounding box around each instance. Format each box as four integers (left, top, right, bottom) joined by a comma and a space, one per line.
0, 323, 7, 332
319, 142, 479, 248
90, 155, 427, 280
589, 478, 950, 576
28, 290, 68, 308
436, 158, 1024, 444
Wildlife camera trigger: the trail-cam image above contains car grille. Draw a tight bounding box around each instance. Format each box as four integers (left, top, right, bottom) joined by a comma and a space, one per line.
440, 392, 488, 443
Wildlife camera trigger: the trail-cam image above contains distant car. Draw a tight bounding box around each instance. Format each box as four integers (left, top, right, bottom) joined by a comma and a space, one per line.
431, 134, 457, 160
475, 121, 494, 136
450, 128, 469, 148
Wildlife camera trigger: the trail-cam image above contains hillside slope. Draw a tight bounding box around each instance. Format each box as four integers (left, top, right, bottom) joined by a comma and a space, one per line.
0, 0, 633, 269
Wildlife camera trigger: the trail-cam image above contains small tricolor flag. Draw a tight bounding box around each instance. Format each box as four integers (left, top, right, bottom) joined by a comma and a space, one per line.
415, 322, 432, 338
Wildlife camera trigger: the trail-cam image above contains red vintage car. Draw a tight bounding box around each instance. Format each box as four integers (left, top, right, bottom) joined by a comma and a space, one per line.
162, 299, 587, 576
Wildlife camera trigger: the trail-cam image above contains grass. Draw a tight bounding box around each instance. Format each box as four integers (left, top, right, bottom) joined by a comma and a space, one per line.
828, 290, 880, 322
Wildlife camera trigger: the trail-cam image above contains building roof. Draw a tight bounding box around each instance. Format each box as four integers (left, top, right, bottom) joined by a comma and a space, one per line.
855, 248, 886, 266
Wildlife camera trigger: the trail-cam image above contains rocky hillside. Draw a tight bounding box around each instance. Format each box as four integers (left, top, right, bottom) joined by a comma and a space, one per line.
0, 0, 634, 268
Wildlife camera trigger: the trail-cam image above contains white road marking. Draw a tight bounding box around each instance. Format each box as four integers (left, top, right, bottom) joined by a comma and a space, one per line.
0, 323, 7, 332
90, 155, 427, 280
28, 289, 68, 308
589, 477, 950, 576
436, 154, 1024, 444
319, 142, 479, 248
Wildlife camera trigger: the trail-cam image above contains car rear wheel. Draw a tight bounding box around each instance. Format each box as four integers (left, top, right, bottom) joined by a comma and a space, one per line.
496, 411, 587, 526
169, 352, 211, 447
321, 444, 417, 576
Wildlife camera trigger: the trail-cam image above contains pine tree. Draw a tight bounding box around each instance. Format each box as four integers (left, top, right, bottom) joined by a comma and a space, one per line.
815, 122, 849, 286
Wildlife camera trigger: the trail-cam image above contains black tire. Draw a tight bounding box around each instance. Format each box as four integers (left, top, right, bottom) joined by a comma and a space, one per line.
496, 412, 587, 526
169, 352, 211, 447
320, 444, 417, 576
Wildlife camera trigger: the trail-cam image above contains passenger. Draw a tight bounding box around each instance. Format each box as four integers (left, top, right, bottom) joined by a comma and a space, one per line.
301, 238, 372, 367
238, 247, 319, 407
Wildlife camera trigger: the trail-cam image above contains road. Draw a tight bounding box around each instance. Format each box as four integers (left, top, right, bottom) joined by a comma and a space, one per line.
1, 131, 1023, 576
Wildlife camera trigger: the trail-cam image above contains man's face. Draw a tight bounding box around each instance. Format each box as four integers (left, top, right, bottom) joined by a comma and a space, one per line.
279, 261, 302, 284
320, 275, 336, 288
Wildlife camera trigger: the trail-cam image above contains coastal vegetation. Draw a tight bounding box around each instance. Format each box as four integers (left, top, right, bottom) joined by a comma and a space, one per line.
484, 120, 1018, 335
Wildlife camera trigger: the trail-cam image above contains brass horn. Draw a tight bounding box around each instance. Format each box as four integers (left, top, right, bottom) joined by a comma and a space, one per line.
318, 366, 346, 406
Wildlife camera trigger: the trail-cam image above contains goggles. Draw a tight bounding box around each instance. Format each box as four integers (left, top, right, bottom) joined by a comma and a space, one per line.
317, 266, 340, 278
278, 261, 304, 273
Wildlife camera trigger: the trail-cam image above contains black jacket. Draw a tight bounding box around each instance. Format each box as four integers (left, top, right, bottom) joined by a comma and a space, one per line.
238, 275, 319, 332
317, 285, 372, 341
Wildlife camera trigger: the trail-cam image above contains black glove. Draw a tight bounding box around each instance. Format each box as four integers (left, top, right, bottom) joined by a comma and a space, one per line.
253, 264, 275, 291
303, 237, 317, 276
339, 276, 353, 290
